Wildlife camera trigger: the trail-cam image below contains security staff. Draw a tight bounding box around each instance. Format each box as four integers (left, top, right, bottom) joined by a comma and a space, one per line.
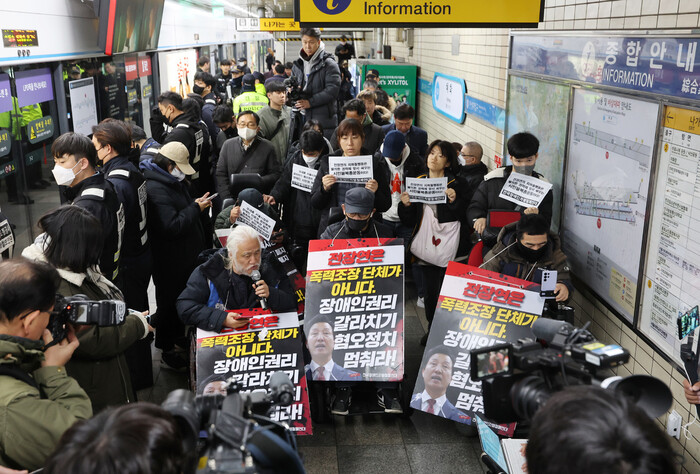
151, 92, 207, 197
51, 132, 124, 285
215, 59, 233, 99
193, 71, 220, 143
232, 74, 269, 116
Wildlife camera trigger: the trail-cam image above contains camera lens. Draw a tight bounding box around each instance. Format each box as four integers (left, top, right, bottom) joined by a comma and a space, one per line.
511, 375, 553, 421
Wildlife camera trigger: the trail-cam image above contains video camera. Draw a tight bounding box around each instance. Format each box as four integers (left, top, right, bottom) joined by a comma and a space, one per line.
471, 318, 671, 424
283, 76, 309, 107
162, 371, 305, 474
48, 294, 126, 342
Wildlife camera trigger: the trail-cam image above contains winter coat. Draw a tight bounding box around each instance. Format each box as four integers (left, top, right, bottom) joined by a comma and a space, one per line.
330, 119, 385, 155
381, 123, 429, 159
480, 221, 574, 295
216, 136, 281, 199
257, 105, 291, 166
466, 165, 553, 246
176, 249, 297, 332
292, 46, 341, 137
458, 161, 489, 207
140, 159, 207, 303
21, 242, 149, 414
371, 106, 392, 126
382, 143, 426, 223
0, 336, 92, 471
310, 149, 392, 236
270, 149, 323, 241
397, 171, 469, 255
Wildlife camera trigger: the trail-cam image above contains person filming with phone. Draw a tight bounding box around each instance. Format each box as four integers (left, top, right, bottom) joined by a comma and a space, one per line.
177, 225, 297, 332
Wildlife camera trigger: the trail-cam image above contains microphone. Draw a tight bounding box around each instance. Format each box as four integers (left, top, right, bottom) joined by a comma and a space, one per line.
250, 270, 268, 310
269, 371, 295, 406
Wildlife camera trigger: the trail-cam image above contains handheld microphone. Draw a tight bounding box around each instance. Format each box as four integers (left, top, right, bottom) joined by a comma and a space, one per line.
250, 270, 268, 310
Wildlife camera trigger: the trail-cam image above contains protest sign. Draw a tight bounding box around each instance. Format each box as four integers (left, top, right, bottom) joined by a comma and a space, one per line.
291, 163, 318, 193
195, 309, 312, 435
498, 172, 553, 208
411, 262, 545, 434
238, 200, 276, 241
406, 177, 448, 204
305, 238, 404, 381
328, 155, 373, 184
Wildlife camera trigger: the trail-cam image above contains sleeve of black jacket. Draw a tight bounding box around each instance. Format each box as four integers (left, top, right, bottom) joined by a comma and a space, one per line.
372, 153, 391, 213
176, 266, 228, 332
309, 59, 341, 108
216, 141, 234, 200
310, 157, 332, 210
262, 266, 298, 312
260, 143, 282, 191
466, 179, 490, 224
270, 156, 294, 204
148, 186, 201, 240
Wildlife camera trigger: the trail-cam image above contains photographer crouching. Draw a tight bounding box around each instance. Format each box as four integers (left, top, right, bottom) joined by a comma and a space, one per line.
0, 259, 92, 471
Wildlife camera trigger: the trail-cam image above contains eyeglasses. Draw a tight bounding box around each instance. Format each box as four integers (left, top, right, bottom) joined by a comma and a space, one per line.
459, 153, 478, 158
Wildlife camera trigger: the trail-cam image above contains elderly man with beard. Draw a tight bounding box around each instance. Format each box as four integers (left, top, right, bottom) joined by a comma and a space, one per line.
176, 225, 297, 332
410, 346, 471, 423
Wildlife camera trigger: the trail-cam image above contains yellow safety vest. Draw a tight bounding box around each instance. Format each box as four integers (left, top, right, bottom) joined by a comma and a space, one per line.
233, 91, 269, 115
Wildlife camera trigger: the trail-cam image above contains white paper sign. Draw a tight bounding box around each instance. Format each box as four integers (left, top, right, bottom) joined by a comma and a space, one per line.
238, 201, 275, 241
498, 172, 553, 208
291, 163, 318, 193
0, 218, 14, 254
68, 77, 98, 137
328, 155, 373, 184
406, 177, 448, 204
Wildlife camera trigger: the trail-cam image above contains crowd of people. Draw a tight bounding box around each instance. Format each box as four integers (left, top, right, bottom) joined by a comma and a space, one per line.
0, 27, 681, 474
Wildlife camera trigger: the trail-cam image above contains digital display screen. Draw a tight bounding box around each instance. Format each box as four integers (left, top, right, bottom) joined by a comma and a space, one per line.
2, 29, 38, 48
73, 303, 89, 324
470, 344, 512, 381
678, 305, 699, 340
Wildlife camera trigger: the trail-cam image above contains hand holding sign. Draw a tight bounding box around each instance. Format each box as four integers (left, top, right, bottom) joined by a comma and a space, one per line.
406, 177, 448, 204
238, 201, 276, 241
498, 173, 552, 208
328, 155, 373, 184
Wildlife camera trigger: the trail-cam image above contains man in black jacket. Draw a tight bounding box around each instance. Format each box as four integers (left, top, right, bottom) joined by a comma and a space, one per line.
468, 132, 552, 249
291, 28, 341, 139
216, 110, 281, 199
382, 104, 428, 158
457, 141, 488, 205
151, 92, 208, 197
51, 133, 124, 284
193, 71, 220, 144
320, 187, 394, 241
215, 59, 233, 99
330, 99, 385, 154
177, 225, 297, 332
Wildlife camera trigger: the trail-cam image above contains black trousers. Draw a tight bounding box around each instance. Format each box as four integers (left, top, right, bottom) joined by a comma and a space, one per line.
422, 264, 447, 327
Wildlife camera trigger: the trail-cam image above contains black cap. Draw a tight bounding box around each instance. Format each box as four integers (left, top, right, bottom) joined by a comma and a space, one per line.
241, 74, 255, 91
238, 188, 264, 209
344, 187, 374, 215
366, 69, 380, 78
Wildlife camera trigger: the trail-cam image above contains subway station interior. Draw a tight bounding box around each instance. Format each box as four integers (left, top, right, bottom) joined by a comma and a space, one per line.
3, 1, 700, 473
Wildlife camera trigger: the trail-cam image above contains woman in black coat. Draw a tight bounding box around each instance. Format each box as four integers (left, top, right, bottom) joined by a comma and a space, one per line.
398, 140, 467, 342
310, 118, 391, 237
139, 142, 211, 368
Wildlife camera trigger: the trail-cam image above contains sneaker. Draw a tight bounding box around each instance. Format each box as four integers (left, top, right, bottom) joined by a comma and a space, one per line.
416, 297, 425, 308
377, 389, 403, 414
331, 387, 352, 415
161, 350, 188, 372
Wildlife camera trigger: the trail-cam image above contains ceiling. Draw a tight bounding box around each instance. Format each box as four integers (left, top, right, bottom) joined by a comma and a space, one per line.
177, 0, 295, 18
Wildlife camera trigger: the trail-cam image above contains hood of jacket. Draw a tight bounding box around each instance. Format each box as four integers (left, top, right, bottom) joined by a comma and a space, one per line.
0, 335, 45, 373
140, 157, 179, 183
375, 105, 393, 122
300, 41, 326, 64
494, 220, 563, 258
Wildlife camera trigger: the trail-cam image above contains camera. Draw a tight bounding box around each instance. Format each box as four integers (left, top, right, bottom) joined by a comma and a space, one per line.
283, 76, 308, 107
162, 371, 304, 474
473, 318, 639, 423
48, 294, 127, 342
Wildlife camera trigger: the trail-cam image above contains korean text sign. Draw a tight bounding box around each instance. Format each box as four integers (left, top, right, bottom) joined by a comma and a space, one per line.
328, 155, 373, 184
412, 262, 545, 433
406, 177, 447, 204
498, 173, 552, 208
305, 238, 404, 382
195, 310, 312, 435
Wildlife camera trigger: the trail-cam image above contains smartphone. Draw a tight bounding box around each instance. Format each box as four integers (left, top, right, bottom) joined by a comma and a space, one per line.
233, 313, 253, 320
205, 192, 219, 202
678, 305, 700, 340
540, 269, 557, 298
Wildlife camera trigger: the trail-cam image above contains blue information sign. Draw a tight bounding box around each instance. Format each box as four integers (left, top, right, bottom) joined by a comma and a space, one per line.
511, 35, 700, 101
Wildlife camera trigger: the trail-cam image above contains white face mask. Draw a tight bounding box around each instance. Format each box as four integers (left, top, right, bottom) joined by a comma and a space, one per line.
170, 166, 186, 181
302, 153, 319, 167
458, 155, 466, 166
51, 161, 81, 186
238, 127, 257, 141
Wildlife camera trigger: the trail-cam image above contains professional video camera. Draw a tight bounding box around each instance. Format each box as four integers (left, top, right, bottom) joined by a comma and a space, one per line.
283, 76, 309, 107
48, 294, 126, 342
471, 318, 671, 424
162, 371, 305, 474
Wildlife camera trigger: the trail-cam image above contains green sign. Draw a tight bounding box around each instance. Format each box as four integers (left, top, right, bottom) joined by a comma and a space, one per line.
361, 64, 417, 109
25, 147, 45, 166
0, 159, 17, 179
0, 129, 10, 157
26, 116, 53, 144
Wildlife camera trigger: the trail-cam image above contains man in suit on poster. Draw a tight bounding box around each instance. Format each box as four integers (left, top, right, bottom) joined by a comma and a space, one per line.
304, 315, 361, 381
411, 345, 471, 423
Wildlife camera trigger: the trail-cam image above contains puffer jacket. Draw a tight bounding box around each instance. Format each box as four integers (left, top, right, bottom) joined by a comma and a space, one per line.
0, 336, 92, 470
292, 45, 341, 137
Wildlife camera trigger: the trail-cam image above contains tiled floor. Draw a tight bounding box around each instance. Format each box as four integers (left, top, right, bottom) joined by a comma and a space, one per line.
138, 281, 486, 474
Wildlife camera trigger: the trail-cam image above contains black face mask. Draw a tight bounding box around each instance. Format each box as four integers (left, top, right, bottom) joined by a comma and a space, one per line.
192, 84, 205, 95
223, 127, 237, 139
231, 77, 243, 88
516, 240, 548, 262
346, 216, 370, 233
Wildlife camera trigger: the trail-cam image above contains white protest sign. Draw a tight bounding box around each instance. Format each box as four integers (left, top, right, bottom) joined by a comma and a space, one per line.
238, 201, 275, 241
0, 218, 14, 254
406, 177, 448, 204
291, 163, 318, 193
498, 172, 552, 208
328, 155, 373, 184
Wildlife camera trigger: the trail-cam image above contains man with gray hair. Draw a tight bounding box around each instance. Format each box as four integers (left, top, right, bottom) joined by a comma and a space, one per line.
176, 225, 297, 332
457, 140, 488, 205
